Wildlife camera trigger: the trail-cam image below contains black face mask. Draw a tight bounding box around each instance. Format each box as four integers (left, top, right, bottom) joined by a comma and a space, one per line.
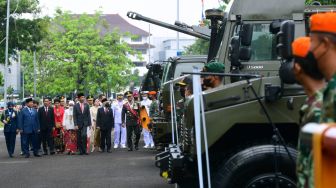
305, 52, 324, 80
202, 77, 213, 87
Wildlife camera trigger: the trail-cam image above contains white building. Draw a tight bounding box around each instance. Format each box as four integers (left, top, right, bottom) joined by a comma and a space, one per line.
102, 14, 154, 76
151, 37, 196, 61
0, 60, 21, 95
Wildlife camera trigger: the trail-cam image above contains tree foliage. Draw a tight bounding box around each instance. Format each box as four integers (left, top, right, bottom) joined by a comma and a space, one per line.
22, 11, 139, 97
0, 0, 49, 63
305, 0, 336, 4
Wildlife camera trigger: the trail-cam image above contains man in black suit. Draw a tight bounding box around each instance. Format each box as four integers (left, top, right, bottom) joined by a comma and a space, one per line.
73, 93, 92, 155
38, 97, 55, 155
96, 98, 114, 153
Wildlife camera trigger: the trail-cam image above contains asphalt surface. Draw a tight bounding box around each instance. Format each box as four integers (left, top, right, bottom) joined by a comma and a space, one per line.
0, 130, 174, 188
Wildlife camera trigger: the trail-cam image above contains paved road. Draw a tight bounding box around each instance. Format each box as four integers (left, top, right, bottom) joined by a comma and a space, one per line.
0, 131, 174, 188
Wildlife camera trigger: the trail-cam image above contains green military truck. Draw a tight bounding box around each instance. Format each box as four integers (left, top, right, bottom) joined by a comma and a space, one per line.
128, 12, 210, 149
139, 56, 207, 150
153, 1, 336, 188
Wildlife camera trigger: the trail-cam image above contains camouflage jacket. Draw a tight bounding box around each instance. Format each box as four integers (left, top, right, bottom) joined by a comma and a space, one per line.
299, 90, 323, 125
320, 74, 336, 123
297, 90, 323, 188
149, 100, 160, 118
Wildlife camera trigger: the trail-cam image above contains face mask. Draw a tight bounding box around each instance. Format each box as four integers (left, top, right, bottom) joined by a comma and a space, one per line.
306, 52, 324, 79
310, 41, 329, 63
142, 97, 147, 100
202, 77, 213, 87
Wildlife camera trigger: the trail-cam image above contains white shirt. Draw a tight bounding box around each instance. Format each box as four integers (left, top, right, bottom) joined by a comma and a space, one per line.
63, 108, 75, 130
140, 99, 152, 116
112, 101, 124, 124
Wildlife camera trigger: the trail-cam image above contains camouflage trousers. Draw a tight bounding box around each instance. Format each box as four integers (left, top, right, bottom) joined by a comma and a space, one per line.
297, 140, 314, 188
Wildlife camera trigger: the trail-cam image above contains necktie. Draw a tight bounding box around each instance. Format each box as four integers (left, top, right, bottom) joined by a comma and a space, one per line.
80, 103, 84, 113
45, 107, 48, 115
105, 108, 107, 114
29, 108, 32, 115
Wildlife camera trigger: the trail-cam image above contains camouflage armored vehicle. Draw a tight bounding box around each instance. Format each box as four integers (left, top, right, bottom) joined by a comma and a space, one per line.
152, 1, 336, 188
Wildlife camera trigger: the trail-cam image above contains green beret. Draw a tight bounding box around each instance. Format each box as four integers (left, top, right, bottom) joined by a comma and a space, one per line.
203, 61, 225, 73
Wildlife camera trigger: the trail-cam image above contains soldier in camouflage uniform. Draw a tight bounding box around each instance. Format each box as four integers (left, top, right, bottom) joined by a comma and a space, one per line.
292, 37, 325, 188
309, 13, 336, 123
148, 91, 160, 118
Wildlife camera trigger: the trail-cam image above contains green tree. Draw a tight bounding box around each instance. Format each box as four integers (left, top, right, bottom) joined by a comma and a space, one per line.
0, 0, 49, 63
22, 10, 138, 96
0, 72, 3, 86
305, 0, 336, 4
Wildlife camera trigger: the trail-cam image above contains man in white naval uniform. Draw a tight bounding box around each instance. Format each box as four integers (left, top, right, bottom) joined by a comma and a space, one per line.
112, 94, 127, 148
140, 91, 154, 148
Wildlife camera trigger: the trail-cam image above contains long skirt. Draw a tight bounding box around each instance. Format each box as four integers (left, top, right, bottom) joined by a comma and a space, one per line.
53, 128, 64, 152
64, 130, 77, 153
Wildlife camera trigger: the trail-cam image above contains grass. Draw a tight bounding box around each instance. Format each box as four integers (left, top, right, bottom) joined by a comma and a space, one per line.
0, 122, 3, 128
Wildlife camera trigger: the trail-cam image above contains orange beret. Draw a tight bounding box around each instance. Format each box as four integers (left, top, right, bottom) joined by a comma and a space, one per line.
148, 91, 157, 95
310, 12, 336, 34
292, 37, 311, 58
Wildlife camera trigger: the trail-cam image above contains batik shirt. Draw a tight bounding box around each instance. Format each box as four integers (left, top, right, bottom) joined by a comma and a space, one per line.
297, 90, 323, 188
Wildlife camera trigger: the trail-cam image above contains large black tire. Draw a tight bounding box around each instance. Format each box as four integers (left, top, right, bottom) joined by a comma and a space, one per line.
213, 145, 297, 188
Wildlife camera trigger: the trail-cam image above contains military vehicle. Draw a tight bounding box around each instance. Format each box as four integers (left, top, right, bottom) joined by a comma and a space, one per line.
148, 1, 336, 188
127, 12, 211, 149
139, 56, 207, 150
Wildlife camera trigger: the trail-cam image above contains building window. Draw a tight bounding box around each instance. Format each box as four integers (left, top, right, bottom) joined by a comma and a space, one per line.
133, 61, 145, 67
131, 36, 142, 42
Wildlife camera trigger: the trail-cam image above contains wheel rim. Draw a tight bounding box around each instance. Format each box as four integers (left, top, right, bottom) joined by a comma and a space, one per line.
246, 174, 296, 188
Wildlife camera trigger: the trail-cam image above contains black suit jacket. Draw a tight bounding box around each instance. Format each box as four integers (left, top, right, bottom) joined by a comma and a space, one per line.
96, 107, 114, 130
73, 103, 91, 128
38, 106, 55, 130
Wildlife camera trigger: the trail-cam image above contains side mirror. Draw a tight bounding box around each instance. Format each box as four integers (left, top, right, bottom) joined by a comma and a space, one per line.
229, 36, 241, 67
279, 61, 297, 84
277, 20, 295, 60
269, 20, 283, 35
240, 24, 253, 46
239, 47, 251, 61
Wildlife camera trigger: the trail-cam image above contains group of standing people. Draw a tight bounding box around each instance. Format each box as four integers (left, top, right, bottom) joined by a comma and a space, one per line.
1, 90, 160, 157
289, 12, 336, 188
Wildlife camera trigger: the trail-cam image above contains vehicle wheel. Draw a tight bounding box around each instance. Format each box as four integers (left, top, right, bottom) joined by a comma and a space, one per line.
213, 145, 297, 188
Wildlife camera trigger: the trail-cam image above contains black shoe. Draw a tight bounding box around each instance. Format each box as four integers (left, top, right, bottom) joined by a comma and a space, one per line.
79, 152, 83, 155
128, 148, 133, 151
25, 155, 30, 158
9, 154, 13, 158
34, 154, 41, 157
135, 146, 139, 150
107, 150, 111, 153
50, 152, 55, 155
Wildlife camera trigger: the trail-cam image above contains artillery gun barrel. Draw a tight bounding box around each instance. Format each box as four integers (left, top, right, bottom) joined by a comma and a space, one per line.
127, 11, 210, 41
